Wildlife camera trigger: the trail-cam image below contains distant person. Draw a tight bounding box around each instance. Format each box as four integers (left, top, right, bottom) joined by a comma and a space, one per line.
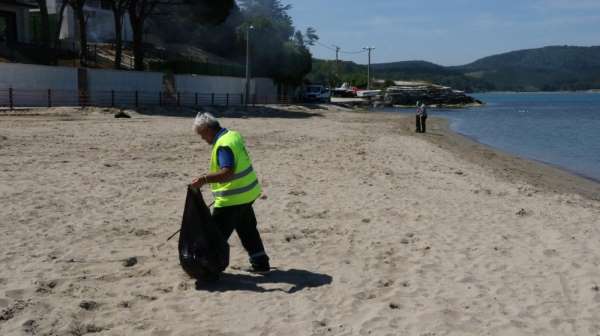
415, 101, 423, 133
418, 102, 428, 133
191, 112, 271, 274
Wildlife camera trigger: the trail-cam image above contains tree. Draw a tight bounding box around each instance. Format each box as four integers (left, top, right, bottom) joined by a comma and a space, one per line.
304, 27, 318, 46
33, 0, 50, 48
238, 1, 316, 87
109, 0, 130, 69
128, 0, 235, 70
64, 0, 89, 66
128, 0, 158, 70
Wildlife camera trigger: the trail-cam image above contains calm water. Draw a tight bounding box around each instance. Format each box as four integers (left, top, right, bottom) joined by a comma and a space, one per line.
382, 92, 600, 182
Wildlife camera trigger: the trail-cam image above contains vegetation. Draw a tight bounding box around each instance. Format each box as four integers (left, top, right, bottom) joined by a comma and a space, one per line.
148, 0, 316, 86
309, 46, 600, 92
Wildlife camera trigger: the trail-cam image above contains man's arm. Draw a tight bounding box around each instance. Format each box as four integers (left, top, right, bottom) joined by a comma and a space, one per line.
191, 146, 235, 188
191, 167, 234, 188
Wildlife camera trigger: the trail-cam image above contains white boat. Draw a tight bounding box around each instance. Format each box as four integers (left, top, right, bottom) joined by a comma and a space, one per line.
356, 90, 381, 97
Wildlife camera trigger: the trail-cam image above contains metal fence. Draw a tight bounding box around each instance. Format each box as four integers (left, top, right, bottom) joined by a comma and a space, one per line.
0, 88, 294, 110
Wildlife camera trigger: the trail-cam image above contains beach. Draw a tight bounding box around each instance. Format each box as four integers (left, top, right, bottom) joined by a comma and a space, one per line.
1, 105, 599, 336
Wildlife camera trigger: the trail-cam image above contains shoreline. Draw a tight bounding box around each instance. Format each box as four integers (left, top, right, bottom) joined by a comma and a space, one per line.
416, 116, 600, 201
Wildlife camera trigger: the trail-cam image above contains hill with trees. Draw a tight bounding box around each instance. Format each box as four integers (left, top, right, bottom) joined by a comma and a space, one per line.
308, 46, 600, 92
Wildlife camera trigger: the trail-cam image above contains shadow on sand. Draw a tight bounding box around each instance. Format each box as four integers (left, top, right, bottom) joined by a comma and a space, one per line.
133, 105, 323, 119
195, 268, 333, 293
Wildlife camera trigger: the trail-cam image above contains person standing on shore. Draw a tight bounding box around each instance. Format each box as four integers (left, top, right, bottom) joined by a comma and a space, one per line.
191, 112, 271, 273
419, 102, 428, 133
415, 101, 423, 133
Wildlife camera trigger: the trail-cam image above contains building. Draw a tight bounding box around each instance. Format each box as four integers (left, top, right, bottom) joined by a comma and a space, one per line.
30, 0, 132, 46
0, 0, 35, 45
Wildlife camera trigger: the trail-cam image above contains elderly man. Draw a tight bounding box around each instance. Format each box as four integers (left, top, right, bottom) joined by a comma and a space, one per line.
191, 112, 270, 273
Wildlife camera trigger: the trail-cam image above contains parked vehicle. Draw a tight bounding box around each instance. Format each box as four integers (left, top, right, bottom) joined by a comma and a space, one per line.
331, 82, 358, 97
303, 85, 331, 102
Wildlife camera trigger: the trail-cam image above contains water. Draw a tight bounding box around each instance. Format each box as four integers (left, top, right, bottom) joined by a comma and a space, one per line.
381, 92, 600, 182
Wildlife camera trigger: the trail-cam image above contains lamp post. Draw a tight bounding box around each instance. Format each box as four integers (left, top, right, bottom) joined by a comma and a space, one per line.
245, 25, 254, 107
363, 47, 375, 90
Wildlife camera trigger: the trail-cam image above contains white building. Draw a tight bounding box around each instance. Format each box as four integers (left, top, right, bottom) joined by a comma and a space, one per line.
44, 0, 132, 44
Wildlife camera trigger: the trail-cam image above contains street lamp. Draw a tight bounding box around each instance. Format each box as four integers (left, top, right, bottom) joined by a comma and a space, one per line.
245, 25, 254, 107
363, 47, 375, 90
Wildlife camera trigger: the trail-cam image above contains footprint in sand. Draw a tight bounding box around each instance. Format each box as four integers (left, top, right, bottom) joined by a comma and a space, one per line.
5, 289, 26, 299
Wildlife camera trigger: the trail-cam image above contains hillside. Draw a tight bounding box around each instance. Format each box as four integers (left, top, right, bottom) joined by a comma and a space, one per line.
309, 46, 600, 92
453, 46, 600, 91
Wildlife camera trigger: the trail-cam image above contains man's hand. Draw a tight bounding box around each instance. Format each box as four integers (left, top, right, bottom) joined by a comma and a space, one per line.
191, 175, 207, 188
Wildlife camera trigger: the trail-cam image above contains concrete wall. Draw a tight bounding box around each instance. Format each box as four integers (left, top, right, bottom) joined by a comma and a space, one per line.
252, 78, 278, 99
87, 68, 164, 105
0, 63, 279, 107
175, 74, 246, 95
0, 63, 78, 90
175, 74, 278, 98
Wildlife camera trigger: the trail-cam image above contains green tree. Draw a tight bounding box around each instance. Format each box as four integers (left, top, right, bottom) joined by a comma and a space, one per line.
128, 0, 235, 70
238, 0, 315, 87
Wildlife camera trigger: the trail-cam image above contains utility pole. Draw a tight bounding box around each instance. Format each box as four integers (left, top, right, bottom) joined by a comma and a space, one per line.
334, 45, 340, 86
363, 47, 375, 90
245, 25, 254, 107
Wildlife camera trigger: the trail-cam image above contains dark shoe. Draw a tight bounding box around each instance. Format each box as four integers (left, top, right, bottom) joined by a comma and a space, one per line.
247, 254, 271, 274
244, 265, 270, 274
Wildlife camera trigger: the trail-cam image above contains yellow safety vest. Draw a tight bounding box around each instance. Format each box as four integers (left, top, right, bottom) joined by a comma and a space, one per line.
210, 130, 261, 208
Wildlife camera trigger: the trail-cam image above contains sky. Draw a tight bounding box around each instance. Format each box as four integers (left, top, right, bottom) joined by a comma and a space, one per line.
286, 0, 600, 66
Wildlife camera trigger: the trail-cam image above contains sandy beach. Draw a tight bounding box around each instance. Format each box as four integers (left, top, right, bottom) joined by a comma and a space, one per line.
1, 105, 599, 336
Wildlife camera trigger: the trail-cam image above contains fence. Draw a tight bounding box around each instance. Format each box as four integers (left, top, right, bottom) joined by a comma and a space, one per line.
0, 88, 294, 109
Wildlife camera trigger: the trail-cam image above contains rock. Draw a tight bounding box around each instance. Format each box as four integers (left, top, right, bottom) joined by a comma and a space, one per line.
123, 257, 137, 267
376, 81, 481, 107
79, 300, 98, 311
516, 208, 527, 216
114, 111, 131, 118
389, 303, 400, 309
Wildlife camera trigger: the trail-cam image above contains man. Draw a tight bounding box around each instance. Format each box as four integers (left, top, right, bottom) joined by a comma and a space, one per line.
419, 102, 428, 133
191, 112, 270, 273
415, 101, 422, 133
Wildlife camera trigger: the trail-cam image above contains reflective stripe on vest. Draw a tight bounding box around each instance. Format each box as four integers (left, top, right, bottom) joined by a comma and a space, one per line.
210, 130, 261, 207
212, 179, 259, 197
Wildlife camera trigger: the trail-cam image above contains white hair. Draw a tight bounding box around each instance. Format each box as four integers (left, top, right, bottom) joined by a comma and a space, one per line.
193, 112, 220, 132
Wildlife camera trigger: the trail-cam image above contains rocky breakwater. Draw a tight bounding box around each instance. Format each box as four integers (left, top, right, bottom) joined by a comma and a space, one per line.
376, 81, 483, 107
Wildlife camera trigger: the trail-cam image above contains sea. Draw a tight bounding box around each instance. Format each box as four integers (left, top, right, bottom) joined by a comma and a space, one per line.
380, 92, 600, 182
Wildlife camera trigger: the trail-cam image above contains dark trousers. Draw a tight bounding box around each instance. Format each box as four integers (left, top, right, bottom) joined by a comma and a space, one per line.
416, 115, 427, 133
212, 202, 269, 265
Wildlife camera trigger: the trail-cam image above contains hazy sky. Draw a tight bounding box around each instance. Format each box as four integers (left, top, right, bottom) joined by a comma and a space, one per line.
286, 0, 600, 66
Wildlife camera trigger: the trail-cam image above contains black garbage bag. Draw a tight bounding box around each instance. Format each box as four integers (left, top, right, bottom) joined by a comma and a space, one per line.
178, 186, 229, 279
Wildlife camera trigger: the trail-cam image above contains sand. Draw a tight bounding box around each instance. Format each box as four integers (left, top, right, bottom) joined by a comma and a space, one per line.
1, 105, 599, 336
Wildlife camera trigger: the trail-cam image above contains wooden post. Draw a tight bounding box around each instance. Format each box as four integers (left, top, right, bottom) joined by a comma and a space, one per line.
159, 91, 162, 106
48, 89, 52, 107
253, 94, 256, 107
195, 93, 198, 106
226, 93, 229, 107
177, 92, 180, 107
9, 88, 13, 110
111, 90, 115, 107
211, 93, 215, 106
135, 91, 139, 107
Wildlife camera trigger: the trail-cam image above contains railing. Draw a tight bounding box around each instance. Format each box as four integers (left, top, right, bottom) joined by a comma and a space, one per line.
0, 88, 295, 110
